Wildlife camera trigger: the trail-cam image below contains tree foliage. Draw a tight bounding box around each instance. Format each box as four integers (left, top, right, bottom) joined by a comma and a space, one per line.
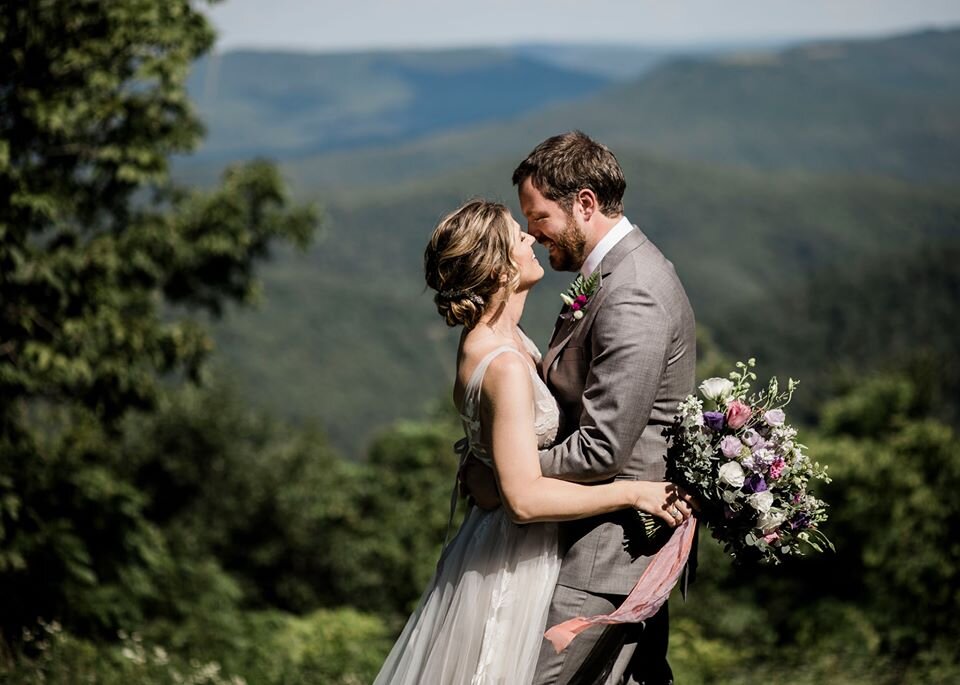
813, 378, 960, 653
0, 0, 317, 646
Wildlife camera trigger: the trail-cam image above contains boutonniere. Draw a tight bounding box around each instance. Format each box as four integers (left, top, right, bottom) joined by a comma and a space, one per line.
560, 271, 600, 321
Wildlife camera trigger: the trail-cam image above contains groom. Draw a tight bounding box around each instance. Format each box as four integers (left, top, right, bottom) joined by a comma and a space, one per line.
465, 131, 696, 684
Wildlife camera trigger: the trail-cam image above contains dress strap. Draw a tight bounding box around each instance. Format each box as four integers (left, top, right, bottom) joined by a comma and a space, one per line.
516, 327, 543, 363
443, 345, 531, 554
459, 345, 532, 426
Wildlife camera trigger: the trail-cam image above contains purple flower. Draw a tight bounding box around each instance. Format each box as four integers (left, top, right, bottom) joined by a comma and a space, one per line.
789, 512, 812, 530
743, 474, 768, 493
742, 429, 762, 448
720, 435, 743, 458
753, 448, 775, 469
703, 411, 726, 431
764, 408, 786, 426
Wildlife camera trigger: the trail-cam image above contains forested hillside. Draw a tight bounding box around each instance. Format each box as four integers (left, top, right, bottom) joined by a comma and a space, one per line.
269, 27, 960, 190
210, 152, 960, 453
713, 239, 960, 425
192, 28, 960, 455
185, 48, 609, 162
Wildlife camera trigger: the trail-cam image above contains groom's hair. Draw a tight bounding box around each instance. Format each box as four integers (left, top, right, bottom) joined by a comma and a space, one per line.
512, 131, 625, 217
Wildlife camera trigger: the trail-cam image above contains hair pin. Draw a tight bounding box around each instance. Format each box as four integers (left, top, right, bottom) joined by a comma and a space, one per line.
439, 289, 484, 307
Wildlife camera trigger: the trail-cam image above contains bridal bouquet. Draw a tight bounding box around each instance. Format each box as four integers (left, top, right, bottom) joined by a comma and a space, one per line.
544, 359, 833, 653
546, 362, 833, 654
657, 359, 833, 564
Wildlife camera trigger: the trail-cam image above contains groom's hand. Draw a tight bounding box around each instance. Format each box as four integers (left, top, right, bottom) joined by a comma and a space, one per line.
459, 457, 501, 510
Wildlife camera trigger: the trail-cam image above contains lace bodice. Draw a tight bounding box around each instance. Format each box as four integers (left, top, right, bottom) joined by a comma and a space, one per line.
459, 329, 560, 466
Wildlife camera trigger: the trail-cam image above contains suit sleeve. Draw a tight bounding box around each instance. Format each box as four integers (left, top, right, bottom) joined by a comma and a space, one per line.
538, 282, 672, 482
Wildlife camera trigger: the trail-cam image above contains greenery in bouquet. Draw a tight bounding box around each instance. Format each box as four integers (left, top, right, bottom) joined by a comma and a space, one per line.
660, 359, 833, 563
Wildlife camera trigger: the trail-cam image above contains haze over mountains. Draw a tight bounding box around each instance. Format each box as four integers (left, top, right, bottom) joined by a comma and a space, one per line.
177, 27, 960, 455
273, 27, 960, 190
181, 41, 778, 169
187, 49, 611, 162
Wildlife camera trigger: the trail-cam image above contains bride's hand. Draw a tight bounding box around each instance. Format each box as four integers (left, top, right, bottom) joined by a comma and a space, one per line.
629, 481, 698, 527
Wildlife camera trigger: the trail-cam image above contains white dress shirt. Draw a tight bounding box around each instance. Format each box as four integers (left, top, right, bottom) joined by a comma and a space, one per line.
580, 215, 635, 279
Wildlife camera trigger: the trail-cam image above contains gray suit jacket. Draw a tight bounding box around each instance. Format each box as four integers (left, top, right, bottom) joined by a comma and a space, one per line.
539, 225, 696, 595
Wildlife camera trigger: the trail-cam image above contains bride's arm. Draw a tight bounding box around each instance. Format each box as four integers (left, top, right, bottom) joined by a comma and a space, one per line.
481, 353, 692, 525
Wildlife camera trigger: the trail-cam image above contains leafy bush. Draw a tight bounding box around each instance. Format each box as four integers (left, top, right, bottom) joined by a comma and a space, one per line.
1, 608, 392, 685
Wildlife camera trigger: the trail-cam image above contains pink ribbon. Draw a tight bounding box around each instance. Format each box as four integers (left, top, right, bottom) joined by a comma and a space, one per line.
544, 516, 697, 653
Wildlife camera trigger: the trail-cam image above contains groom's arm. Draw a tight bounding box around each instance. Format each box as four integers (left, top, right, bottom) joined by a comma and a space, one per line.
538, 283, 671, 482
459, 455, 502, 510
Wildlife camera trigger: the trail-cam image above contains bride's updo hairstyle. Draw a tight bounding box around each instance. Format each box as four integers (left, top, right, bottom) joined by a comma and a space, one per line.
425, 200, 520, 329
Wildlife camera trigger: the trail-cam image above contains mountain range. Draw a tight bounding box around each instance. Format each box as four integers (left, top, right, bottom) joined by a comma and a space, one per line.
185, 44, 681, 163
174, 27, 960, 456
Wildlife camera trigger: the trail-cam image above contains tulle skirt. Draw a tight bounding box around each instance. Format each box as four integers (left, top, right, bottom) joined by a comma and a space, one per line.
373, 506, 561, 685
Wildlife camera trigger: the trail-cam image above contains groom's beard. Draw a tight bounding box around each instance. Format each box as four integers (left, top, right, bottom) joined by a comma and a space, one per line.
548, 215, 587, 272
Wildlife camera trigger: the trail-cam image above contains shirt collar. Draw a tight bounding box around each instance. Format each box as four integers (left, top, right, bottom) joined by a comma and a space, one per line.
580, 215, 634, 279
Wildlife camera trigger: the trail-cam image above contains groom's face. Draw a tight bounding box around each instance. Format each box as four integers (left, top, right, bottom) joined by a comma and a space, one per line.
518, 178, 586, 272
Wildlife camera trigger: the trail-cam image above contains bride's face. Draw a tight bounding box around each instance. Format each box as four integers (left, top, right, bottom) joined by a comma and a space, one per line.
508, 213, 545, 292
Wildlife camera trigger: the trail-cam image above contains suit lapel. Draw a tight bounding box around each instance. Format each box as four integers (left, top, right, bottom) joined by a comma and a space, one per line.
548, 309, 567, 346
541, 226, 649, 381
542, 313, 579, 376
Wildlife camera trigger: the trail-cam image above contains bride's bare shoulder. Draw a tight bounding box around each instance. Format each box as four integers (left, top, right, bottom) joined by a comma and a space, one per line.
481, 352, 531, 393
457, 333, 527, 390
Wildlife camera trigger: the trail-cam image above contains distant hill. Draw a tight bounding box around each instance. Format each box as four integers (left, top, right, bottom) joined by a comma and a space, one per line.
207, 151, 960, 456
270, 27, 960, 190
176, 27, 960, 456
581, 27, 960, 180
186, 48, 609, 163
512, 44, 675, 80
712, 239, 960, 427
183, 42, 748, 166
513, 39, 791, 80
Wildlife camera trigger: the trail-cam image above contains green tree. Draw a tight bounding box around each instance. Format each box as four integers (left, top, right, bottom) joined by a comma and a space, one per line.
343, 417, 464, 618
123, 383, 364, 614
813, 377, 960, 655
0, 0, 317, 645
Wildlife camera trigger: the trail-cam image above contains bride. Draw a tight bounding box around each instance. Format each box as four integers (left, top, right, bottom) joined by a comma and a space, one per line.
373, 200, 694, 685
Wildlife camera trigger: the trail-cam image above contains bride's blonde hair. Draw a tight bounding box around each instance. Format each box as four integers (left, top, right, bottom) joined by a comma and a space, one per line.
424, 199, 520, 329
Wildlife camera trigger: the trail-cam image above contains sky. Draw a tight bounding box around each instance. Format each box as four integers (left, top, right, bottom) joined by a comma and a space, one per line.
204, 0, 960, 52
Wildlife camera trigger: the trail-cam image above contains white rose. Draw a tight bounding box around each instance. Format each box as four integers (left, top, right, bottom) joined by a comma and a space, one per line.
718, 461, 746, 488
699, 377, 735, 403
757, 507, 786, 532
747, 491, 774, 514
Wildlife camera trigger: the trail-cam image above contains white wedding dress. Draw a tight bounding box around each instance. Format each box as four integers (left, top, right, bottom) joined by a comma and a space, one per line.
373, 332, 562, 684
